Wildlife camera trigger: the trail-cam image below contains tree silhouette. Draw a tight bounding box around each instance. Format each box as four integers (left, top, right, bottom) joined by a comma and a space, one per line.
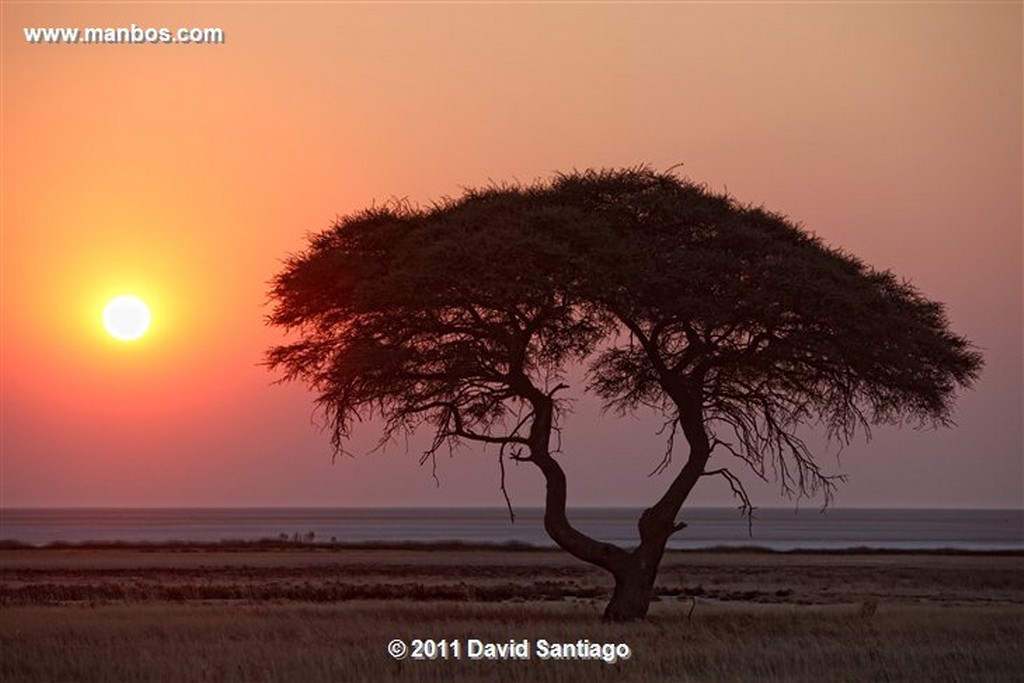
266, 168, 982, 620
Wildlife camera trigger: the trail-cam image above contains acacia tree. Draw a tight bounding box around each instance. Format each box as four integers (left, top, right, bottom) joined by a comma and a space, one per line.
266, 168, 982, 620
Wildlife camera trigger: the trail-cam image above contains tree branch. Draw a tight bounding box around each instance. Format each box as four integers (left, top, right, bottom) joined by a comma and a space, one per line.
498, 444, 515, 523
648, 417, 678, 477
701, 467, 755, 536
442, 403, 531, 448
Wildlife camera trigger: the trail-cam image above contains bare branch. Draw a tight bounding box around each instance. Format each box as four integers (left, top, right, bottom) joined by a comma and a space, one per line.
498, 445, 515, 523
443, 403, 531, 448
548, 382, 570, 398
648, 417, 679, 477
702, 467, 755, 536
420, 449, 440, 488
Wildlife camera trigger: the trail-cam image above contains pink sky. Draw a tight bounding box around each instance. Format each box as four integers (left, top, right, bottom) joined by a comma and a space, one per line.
2, 3, 1021, 509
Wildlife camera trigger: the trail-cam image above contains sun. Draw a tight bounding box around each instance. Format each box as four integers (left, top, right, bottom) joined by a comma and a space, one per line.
102, 295, 152, 341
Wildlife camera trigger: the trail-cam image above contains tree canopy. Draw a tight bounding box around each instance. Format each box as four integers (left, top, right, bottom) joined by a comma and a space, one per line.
267, 188, 605, 459
553, 170, 982, 501
266, 167, 982, 619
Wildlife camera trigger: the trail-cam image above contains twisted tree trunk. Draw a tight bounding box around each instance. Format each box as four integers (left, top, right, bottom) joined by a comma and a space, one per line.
526, 387, 711, 620
603, 437, 710, 620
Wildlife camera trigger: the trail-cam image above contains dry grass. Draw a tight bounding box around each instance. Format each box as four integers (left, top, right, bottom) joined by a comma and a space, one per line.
3, 601, 1021, 682
2, 546, 1022, 682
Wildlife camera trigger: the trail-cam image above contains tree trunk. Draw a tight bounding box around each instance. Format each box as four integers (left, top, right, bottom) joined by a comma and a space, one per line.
603, 555, 661, 620
523, 386, 709, 621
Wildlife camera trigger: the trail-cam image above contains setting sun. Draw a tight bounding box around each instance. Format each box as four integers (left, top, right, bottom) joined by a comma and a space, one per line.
102, 295, 152, 341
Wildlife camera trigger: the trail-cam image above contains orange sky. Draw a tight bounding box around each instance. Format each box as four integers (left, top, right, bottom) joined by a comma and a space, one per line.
2, 2, 1021, 509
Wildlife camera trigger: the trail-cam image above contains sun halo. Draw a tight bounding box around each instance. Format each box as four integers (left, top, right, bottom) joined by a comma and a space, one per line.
102, 295, 152, 341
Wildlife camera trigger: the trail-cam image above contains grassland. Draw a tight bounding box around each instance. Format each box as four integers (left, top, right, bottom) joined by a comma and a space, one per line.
2, 544, 1022, 682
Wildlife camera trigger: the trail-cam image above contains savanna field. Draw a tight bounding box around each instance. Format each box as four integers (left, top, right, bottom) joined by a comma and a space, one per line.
2, 545, 1021, 683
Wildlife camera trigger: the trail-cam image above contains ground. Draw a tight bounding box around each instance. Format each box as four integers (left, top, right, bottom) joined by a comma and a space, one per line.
2, 544, 1022, 682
